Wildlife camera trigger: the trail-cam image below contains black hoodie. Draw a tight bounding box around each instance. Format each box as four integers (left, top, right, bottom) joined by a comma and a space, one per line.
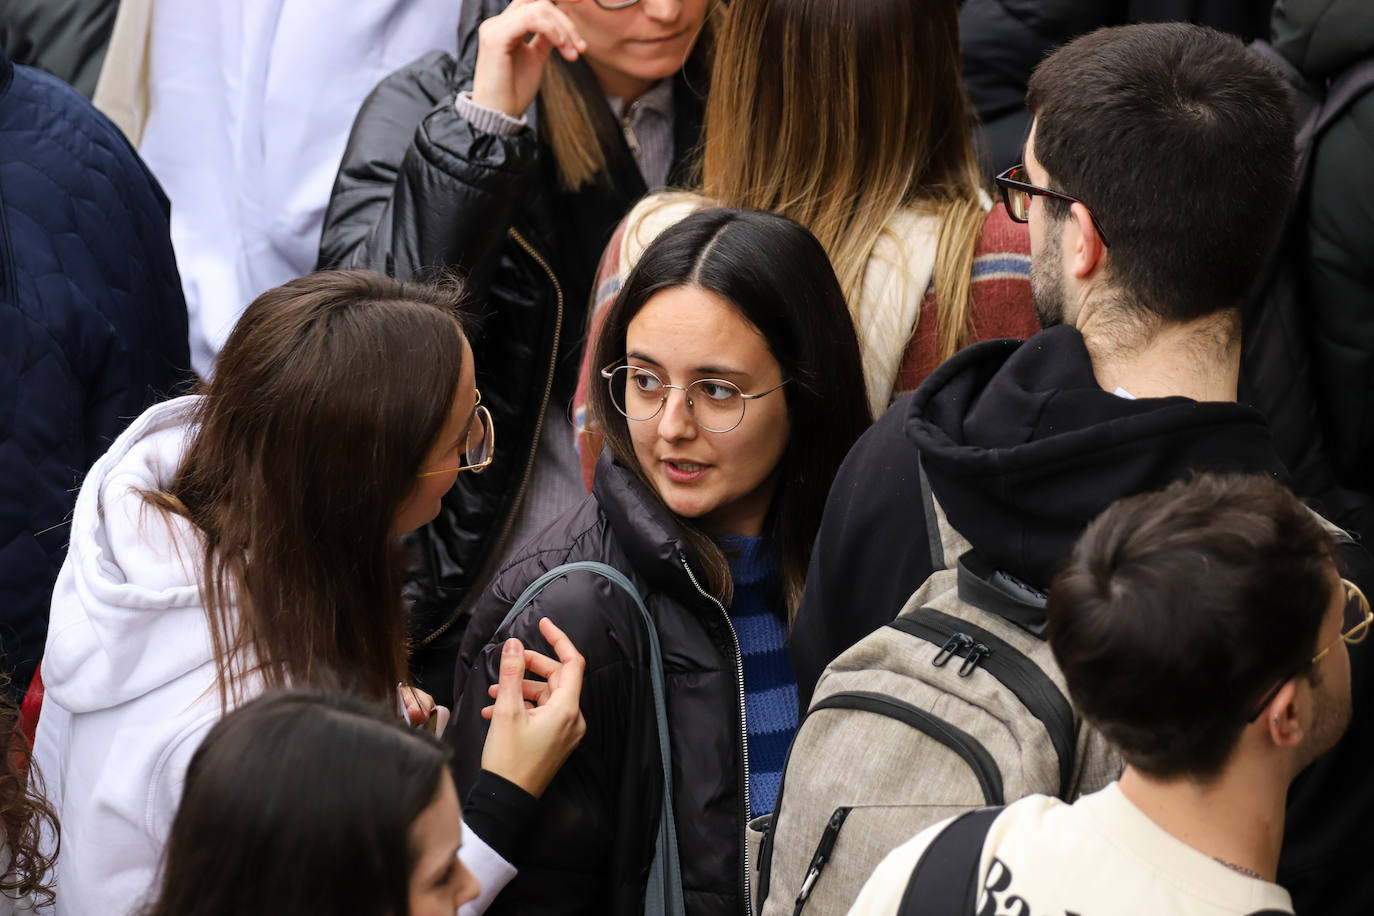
791, 324, 1374, 915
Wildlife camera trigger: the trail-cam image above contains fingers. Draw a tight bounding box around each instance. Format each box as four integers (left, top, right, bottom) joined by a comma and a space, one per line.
493, 638, 527, 717
401, 686, 436, 725
489, 1, 586, 57
487, 678, 550, 704
539, 617, 585, 700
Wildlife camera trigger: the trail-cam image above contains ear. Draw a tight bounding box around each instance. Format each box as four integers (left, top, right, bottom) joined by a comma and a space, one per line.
1067, 201, 1107, 281
1263, 680, 1304, 749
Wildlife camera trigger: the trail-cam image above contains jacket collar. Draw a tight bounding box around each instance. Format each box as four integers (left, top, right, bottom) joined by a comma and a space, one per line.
591, 450, 714, 599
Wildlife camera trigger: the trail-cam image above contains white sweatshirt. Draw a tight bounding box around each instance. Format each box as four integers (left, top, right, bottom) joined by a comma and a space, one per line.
848, 783, 1294, 916
31, 397, 514, 915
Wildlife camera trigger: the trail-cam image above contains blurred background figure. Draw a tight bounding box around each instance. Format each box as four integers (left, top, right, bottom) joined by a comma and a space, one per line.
91, 0, 464, 377
960, 0, 1273, 173
0, 0, 118, 98
0, 40, 189, 705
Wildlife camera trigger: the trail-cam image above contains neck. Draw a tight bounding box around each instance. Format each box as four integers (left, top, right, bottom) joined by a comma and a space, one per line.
587, 59, 655, 108
1117, 762, 1286, 880
1080, 307, 1241, 403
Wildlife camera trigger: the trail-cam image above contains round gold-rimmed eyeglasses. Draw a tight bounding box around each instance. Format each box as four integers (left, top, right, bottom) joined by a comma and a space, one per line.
601, 362, 787, 434
417, 391, 495, 478
1246, 578, 1370, 722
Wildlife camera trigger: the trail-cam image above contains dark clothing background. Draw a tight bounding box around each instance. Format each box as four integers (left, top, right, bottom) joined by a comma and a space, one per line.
449, 454, 749, 916
0, 45, 190, 700
961, 0, 1274, 172
1272, 0, 1374, 498
317, 0, 706, 703
0, 0, 118, 97
789, 325, 1374, 916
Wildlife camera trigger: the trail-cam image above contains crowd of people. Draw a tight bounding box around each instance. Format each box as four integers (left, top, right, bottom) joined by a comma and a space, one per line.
1, 0, 1372, 914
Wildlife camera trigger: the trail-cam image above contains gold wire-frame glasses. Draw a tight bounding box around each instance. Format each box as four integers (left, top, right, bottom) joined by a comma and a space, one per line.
1247, 578, 1371, 722
417, 391, 495, 478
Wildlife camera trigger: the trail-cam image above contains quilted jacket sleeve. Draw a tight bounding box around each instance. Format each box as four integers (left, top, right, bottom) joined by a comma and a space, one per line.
317, 49, 541, 302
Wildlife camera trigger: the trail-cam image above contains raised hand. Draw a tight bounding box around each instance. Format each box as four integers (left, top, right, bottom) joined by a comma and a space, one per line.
479, 617, 588, 797
471, 0, 589, 119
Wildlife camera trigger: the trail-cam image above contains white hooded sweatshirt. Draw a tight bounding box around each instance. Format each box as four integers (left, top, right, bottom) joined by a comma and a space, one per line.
31, 397, 514, 915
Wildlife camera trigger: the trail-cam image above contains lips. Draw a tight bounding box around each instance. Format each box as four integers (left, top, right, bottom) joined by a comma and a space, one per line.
661, 458, 709, 484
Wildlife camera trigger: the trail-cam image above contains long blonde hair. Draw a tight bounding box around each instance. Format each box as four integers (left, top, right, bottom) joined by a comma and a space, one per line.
538, 4, 721, 191
701, 0, 986, 362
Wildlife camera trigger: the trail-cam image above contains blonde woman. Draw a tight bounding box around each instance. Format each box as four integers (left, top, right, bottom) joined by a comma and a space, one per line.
574, 0, 1038, 486
318, 0, 719, 703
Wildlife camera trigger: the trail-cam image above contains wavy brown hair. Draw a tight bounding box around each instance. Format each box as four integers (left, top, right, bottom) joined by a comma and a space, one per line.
1, 683, 58, 907
700, 0, 986, 363
145, 271, 469, 707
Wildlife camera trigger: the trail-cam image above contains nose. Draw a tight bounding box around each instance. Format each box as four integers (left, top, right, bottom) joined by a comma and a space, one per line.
655, 386, 697, 442
640, 0, 682, 24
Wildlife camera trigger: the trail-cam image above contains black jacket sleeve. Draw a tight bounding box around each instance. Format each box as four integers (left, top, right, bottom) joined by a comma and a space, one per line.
317, 49, 540, 305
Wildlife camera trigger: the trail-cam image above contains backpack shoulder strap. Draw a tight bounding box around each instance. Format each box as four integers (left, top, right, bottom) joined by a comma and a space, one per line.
897, 806, 1004, 916
918, 456, 945, 572
499, 561, 686, 916
1314, 55, 1374, 140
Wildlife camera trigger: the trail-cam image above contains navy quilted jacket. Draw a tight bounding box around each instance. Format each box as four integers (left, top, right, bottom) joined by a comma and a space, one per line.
0, 46, 190, 699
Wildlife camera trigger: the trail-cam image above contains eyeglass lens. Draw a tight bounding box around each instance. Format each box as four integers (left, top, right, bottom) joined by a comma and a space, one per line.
593, 0, 640, 8
465, 407, 492, 466
607, 366, 747, 433
1005, 167, 1031, 221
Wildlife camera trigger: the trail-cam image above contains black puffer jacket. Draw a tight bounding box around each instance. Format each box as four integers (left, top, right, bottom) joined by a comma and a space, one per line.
1272, 0, 1374, 495
317, 0, 706, 696
448, 453, 749, 916
960, 0, 1273, 173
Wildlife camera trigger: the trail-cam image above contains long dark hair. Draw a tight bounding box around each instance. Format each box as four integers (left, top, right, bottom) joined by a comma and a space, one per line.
143, 688, 452, 916
588, 208, 871, 618
0, 683, 57, 907
146, 270, 469, 705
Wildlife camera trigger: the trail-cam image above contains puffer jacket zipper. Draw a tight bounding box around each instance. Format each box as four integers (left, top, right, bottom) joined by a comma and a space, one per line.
418, 227, 565, 648
680, 552, 752, 915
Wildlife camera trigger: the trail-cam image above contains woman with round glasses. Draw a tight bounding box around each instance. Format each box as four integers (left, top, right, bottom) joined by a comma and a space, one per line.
31, 270, 585, 915
319, 0, 718, 704
447, 209, 871, 914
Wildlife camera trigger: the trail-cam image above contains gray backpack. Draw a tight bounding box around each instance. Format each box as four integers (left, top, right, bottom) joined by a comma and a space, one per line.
754, 468, 1121, 916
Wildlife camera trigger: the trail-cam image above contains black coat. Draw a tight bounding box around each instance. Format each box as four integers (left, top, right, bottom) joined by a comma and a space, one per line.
789, 325, 1374, 916
317, 0, 706, 699
449, 453, 750, 916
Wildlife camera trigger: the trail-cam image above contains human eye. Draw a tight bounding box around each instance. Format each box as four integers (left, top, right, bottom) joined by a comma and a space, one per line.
630, 369, 663, 393
697, 381, 739, 401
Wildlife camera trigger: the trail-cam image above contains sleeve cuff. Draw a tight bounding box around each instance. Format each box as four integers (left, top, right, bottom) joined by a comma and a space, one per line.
455, 91, 529, 136
458, 822, 519, 915
463, 769, 540, 862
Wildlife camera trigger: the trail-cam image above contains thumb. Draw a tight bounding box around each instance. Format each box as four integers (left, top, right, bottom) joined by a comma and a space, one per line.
494, 638, 526, 717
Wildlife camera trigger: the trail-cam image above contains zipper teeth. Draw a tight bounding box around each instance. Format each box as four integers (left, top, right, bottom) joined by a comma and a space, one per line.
417, 228, 565, 648
680, 554, 751, 914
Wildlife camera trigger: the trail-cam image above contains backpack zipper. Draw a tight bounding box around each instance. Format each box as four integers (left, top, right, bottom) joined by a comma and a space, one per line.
807, 691, 1003, 806
679, 553, 752, 915
417, 227, 564, 648
889, 608, 1076, 798
792, 806, 850, 915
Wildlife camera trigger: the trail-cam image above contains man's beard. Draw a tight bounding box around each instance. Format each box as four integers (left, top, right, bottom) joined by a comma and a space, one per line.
1031, 232, 1065, 329
1301, 668, 1353, 772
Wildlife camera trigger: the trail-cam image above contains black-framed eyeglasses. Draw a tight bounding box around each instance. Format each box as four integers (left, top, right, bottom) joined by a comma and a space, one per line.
417, 391, 496, 478
1246, 578, 1371, 722
593, 0, 640, 9
994, 165, 1111, 248
601, 362, 787, 434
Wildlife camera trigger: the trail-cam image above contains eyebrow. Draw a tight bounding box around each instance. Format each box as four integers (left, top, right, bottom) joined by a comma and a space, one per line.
627, 351, 748, 379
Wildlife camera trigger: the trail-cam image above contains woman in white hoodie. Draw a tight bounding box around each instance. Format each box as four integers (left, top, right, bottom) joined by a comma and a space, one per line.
30, 270, 584, 916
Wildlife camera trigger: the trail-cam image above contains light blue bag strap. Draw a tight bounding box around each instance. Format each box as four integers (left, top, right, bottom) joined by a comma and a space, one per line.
498, 561, 686, 916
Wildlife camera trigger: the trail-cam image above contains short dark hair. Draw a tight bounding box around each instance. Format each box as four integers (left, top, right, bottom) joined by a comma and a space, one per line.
1048, 474, 1334, 780
143, 688, 452, 916
1026, 23, 1295, 322
587, 208, 872, 618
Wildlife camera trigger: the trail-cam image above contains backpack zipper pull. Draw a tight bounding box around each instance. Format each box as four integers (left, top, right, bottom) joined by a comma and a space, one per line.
793, 807, 851, 914
959, 643, 992, 677
933, 633, 973, 667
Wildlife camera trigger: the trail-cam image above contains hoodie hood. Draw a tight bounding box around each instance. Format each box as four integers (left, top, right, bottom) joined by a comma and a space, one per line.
41, 396, 217, 713
908, 326, 1285, 590
1271, 0, 1374, 78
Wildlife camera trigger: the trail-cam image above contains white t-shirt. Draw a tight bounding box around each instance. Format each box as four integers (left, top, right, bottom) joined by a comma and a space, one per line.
848, 783, 1294, 916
